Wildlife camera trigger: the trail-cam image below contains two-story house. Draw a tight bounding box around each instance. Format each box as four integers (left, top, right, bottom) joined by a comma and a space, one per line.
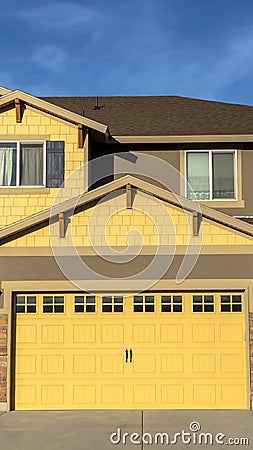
0, 85, 253, 411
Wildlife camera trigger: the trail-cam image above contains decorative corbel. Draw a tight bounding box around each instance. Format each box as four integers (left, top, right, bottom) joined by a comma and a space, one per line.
192, 211, 202, 236
59, 212, 66, 238
78, 124, 84, 148
15, 98, 21, 123
126, 183, 132, 209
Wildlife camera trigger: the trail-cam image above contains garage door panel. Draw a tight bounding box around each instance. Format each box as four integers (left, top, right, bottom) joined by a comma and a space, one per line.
73, 353, 96, 374
193, 383, 217, 406
16, 324, 37, 344
41, 385, 64, 405
73, 324, 96, 344
221, 383, 246, 406
220, 353, 246, 378
220, 323, 244, 343
132, 324, 156, 343
132, 353, 156, 373
101, 324, 124, 343
73, 384, 97, 405
16, 384, 37, 407
160, 323, 184, 343
16, 353, 37, 375
192, 323, 216, 343
192, 353, 216, 374
161, 383, 185, 405
132, 383, 157, 405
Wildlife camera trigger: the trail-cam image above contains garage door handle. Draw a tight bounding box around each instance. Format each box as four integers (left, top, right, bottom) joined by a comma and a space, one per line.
130, 349, 133, 363
125, 349, 128, 363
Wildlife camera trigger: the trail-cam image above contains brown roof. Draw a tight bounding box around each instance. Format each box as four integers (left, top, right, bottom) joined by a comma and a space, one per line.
41, 95, 253, 136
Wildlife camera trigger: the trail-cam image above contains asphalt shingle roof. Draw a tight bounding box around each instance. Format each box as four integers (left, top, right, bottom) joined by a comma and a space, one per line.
41, 95, 253, 136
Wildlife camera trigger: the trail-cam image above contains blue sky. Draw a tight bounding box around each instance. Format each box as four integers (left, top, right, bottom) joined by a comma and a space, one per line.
2, 0, 253, 104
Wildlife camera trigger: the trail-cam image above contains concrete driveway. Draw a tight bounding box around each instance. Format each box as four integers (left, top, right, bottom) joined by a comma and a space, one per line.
0, 410, 252, 449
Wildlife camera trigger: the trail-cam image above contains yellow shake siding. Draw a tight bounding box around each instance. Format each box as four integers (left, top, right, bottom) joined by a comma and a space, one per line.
0, 107, 83, 227
2, 194, 253, 247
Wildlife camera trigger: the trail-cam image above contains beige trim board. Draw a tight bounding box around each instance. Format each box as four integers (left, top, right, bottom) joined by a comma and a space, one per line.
0, 86, 12, 96
0, 90, 108, 134
201, 200, 245, 208
1, 175, 253, 243
2, 278, 252, 294
0, 135, 50, 141
2, 244, 253, 257
113, 134, 253, 143
0, 188, 50, 195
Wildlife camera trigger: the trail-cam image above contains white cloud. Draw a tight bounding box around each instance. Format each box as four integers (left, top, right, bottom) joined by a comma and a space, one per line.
19, 1, 97, 29
32, 45, 67, 74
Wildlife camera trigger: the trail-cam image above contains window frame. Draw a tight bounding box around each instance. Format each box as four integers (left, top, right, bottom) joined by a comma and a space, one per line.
0, 140, 46, 188
42, 295, 65, 314
220, 294, 243, 313
185, 149, 238, 201
192, 294, 215, 313
74, 295, 96, 314
102, 295, 124, 313
16, 294, 37, 314
160, 294, 183, 313
133, 295, 155, 313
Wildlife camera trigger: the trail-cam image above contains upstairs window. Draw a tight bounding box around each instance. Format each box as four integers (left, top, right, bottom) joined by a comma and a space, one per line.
0, 142, 45, 187
186, 150, 236, 200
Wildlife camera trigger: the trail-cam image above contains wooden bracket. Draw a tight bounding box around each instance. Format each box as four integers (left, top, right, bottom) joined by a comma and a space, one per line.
59, 212, 66, 238
78, 124, 84, 148
192, 211, 202, 236
126, 183, 132, 209
15, 98, 21, 123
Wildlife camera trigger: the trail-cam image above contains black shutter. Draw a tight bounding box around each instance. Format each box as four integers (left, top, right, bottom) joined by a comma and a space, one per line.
46, 141, 65, 188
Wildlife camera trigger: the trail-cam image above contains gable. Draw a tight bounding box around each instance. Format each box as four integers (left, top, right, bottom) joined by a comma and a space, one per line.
0, 89, 108, 135
1, 185, 253, 251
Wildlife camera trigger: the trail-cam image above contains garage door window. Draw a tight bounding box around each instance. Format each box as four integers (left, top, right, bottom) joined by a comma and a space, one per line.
16, 295, 37, 313
161, 295, 183, 312
102, 296, 123, 313
43, 295, 64, 313
193, 295, 214, 312
74, 295, 96, 313
134, 295, 155, 312
220, 294, 242, 312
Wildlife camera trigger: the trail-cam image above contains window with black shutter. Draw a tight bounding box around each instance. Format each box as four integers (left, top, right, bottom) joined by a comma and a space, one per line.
46, 141, 65, 188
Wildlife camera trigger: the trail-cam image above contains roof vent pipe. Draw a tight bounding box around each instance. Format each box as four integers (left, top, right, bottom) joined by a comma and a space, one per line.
93, 97, 101, 110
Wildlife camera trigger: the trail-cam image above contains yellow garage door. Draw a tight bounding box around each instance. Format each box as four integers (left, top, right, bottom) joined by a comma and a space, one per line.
15, 292, 247, 410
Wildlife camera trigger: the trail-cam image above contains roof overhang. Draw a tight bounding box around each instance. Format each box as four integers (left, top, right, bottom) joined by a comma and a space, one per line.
112, 135, 253, 144
0, 89, 109, 135
0, 86, 12, 96
1, 175, 253, 244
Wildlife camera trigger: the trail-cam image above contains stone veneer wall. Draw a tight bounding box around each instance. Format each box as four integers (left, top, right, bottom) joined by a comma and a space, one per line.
0, 315, 7, 407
